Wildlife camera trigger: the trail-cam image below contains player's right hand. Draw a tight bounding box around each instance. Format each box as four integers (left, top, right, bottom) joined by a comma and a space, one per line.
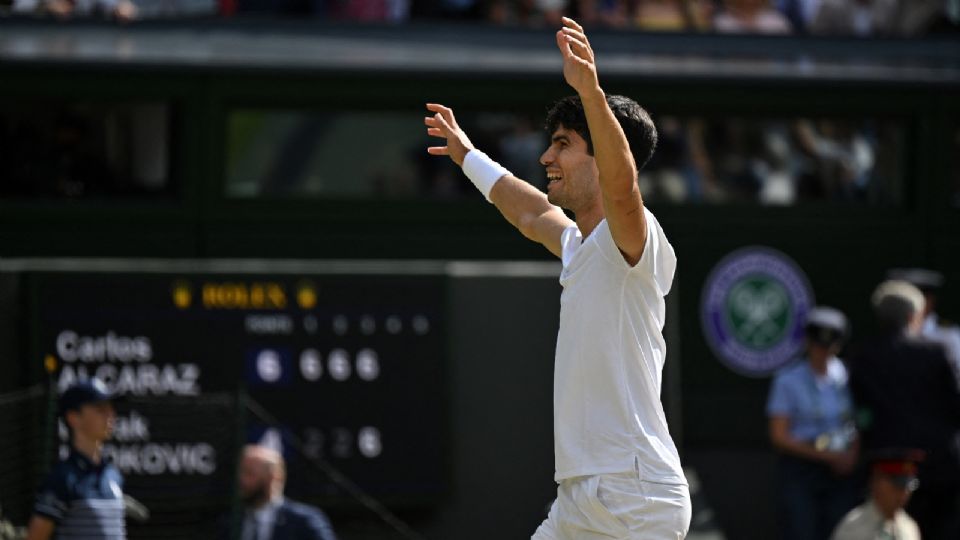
425, 103, 474, 167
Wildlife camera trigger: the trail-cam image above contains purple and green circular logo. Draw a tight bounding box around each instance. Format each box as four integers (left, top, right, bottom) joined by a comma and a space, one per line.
701, 247, 814, 377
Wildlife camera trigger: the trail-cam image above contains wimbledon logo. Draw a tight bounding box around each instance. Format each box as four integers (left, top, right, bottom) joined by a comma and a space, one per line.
701, 247, 814, 377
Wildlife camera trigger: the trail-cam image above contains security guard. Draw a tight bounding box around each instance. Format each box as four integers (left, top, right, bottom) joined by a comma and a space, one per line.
888, 268, 960, 387
831, 449, 925, 540
26, 379, 125, 540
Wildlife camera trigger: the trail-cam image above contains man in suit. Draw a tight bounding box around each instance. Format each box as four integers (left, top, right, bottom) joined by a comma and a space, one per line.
236, 445, 337, 540
848, 280, 960, 540
889, 268, 960, 389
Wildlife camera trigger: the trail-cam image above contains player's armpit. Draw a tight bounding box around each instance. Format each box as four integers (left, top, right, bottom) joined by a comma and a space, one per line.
25, 515, 56, 540
489, 175, 573, 259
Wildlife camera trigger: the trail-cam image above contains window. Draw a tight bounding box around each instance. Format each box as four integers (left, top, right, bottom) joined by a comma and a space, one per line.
0, 102, 174, 200
641, 115, 904, 206
225, 108, 904, 206
224, 108, 546, 200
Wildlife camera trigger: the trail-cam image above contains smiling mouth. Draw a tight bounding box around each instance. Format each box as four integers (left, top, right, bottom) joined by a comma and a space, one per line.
547, 173, 562, 189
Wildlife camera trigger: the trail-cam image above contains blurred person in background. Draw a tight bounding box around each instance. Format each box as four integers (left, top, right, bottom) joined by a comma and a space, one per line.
535, 0, 567, 26
26, 379, 124, 540
774, 0, 821, 32
11, 0, 136, 20
574, 0, 628, 27
499, 115, 549, 188
234, 444, 337, 540
686, 117, 796, 204
831, 449, 925, 540
410, 0, 483, 20
793, 119, 875, 202
767, 306, 861, 540
848, 280, 960, 540
631, 0, 713, 31
887, 268, 960, 389
896, 0, 960, 35
637, 116, 700, 203
487, 0, 562, 26
808, 0, 898, 36
714, 0, 793, 33
331, 0, 410, 22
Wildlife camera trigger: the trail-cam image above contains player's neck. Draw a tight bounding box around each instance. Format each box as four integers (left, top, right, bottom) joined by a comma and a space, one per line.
574, 204, 604, 239
72, 434, 103, 464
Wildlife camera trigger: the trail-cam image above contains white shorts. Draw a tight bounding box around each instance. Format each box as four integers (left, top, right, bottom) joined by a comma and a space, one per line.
532, 471, 691, 540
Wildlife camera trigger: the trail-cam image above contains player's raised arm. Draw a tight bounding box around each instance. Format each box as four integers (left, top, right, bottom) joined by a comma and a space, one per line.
425, 103, 572, 258
556, 17, 647, 266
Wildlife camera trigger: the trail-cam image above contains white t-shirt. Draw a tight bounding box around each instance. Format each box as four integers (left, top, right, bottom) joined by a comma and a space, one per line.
553, 208, 685, 485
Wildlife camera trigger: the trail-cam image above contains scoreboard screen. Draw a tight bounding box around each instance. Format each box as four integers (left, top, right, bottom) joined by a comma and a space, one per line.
29, 268, 447, 504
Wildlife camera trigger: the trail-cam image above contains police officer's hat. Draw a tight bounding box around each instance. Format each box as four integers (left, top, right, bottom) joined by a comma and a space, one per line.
58, 379, 114, 417
887, 268, 944, 294
804, 306, 848, 345
868, 448, 925, 490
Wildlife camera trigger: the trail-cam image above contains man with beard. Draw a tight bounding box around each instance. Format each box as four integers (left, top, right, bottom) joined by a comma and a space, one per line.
848, 280, 960, 540
235, 445, 337, 540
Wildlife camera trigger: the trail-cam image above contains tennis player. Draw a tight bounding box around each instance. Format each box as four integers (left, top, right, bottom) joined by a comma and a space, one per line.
425, 16, 690, 539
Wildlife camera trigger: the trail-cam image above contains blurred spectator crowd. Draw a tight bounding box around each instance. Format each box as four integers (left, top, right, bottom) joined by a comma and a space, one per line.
0, 102, 927, 206
0, 0, 957, 36
414, 112, 905, 205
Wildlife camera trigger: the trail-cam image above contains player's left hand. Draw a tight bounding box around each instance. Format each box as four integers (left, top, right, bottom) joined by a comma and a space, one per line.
556, 17, 601, 98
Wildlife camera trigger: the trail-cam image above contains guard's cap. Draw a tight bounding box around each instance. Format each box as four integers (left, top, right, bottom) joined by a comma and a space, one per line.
805, 306, 848, 345
59, 378, 113, 417
869, 448, 925, 490
887, 268, 944, 293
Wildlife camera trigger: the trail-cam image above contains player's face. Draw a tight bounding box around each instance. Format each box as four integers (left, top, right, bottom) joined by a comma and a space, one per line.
540, 126, 600, 211
73, 401, 115, 442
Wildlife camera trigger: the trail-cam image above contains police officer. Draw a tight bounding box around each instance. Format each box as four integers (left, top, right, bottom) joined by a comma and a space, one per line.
26, 379, 125, 540
767, 306, 860, 540
831, 449, 925, 540
888, 268, 960, 388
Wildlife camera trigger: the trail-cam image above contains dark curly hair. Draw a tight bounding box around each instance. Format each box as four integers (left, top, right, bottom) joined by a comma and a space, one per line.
544, 94, 658, 172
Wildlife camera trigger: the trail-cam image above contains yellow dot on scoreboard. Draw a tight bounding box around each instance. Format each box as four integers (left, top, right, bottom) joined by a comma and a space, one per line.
297, 285, 317, 309
44, 355, 57, 373
172, 283, 192, 309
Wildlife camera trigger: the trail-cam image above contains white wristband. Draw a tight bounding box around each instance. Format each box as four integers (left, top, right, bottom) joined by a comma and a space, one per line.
462, 149, 510, 202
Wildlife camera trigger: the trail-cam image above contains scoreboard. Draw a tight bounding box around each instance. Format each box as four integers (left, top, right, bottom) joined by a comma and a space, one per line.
28, 266, 447, 507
